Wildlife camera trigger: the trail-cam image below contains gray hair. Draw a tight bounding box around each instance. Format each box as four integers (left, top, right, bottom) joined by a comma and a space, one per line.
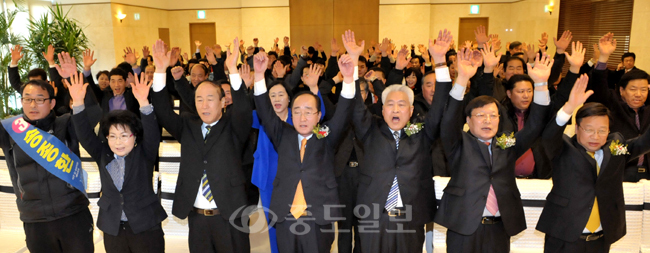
381, 84, 414, 105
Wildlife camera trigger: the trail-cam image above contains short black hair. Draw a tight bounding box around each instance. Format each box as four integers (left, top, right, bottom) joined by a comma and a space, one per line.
96, 70, 109, 81
188, 59, 200, 65
21, 79, 55, 99
621, 52, 636, 62
575, 102, 610, 126
109, 68, 127, 81
404, 67, 423, 86
465, 95, 500, 118
619, 69, 649, 89
504, 56, 528, 76
359, 56, 367, 67
511, 52, 525, 58
509, 41, 522, 50
423, 70, 436, 79
100, 109, 143, 145
195, 80, 225, 100
268, 51, 278, 59
369, 67, 386, 79
504, 74, 534, 91
291, 91, 321, 113
27, 68, 47, 81
116, 62, 134, 75
358, 77, 369, 95
445, 50, 457, 63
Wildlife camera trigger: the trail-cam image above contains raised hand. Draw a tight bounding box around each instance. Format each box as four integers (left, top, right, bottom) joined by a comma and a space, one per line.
563, 74, 593, 114
338, 54, 355, 84
240, 63, 254, 89
523, 43, 536, 63
42, 44, 56, 66
565, 41, 586, 73
171, 66, 184, 81
253, 38, 259, 47
329, 38, 340, 57
464, 40, 473, 49
554, 30, 572, 54
538, 32, 549, 49
283, 36, 290, 47
64, 72, 89, 107
591, 43, 600, 62
364, 70, 376, 82
455, 48, 481, 86
205, 46, 217, 65
303, 64, 323, 93
169, 47, 180, 66
272, 61, 287, 78
253, 51, 269, 73
49, 81, 58, 97
82, 49, 97, 71
481, 42, 502, 73
183, 52, 189, 62
10, 45, 23, 65
527, 53, 554, 84
341, 29, 365, 61
131, 72, 152, 106
123, 47, 139, 66
55, 52, 78, 78
195, 40, 202, 48
395, 47, 411, 70
274, 37, 279, 45
429, 29, 453, 65
214, 44, 223, 58
474, 25, 489, 48
142, 46, 150, 59
226, 37, 241, 74
489, 34, 502, 52
152, 39, 171, 73
597, 33, 616, 62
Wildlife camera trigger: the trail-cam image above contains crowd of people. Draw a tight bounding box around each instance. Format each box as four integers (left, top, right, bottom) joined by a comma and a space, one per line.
2, 24, 649, 253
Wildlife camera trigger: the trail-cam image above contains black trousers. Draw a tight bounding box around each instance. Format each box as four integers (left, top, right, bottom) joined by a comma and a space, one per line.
103, 222, 165, 253
275, 217, 335, 253
446, 221, 510, 253
544, 234, 611, 253
187, 211, 250, 253
23, 207, 95, 253
358, 212, 425, 253
336, 165, 361, 253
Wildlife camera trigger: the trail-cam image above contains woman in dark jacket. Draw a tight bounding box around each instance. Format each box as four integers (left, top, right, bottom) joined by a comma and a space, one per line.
67, 73, 167, 253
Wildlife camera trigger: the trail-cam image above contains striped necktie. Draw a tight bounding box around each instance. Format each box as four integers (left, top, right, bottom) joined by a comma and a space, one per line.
385, 131, 401, 211
204, 125, 211, 143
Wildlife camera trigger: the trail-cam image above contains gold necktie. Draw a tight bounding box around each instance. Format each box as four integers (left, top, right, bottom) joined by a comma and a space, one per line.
290, 138, 308, 219
585, 151, 601, 233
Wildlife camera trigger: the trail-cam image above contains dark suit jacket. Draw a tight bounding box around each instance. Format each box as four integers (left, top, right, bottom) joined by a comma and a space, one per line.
72, 106, 167, 236
151, 84, 252, 220
254, 89, 353, 225
587, 68, 650, 182
352, 79, 451, 226
435, 90, 550, 236
536, 115, 650, 244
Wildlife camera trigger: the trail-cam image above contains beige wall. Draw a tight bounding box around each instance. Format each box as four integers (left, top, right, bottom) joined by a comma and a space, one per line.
379, 0, 559, 55
62, 4, 116, 73
111, 4, 169, 69
630, 0, 650, 70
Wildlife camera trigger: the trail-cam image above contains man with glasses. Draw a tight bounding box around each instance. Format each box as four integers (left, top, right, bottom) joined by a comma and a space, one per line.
0, 77, 100, 253
585, 32, 650, 182
435, 48, 552, 252
536, 74, 650, 252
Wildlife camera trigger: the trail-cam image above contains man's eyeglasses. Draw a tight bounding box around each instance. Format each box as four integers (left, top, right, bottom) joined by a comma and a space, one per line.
473, 113, 499, 121
292, 110, 317, 118
579, 125, 609, 136
21, 98, 51, 105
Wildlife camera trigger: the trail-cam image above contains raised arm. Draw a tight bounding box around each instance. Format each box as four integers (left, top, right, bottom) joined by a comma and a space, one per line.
67, 72, 104, 162
130, 72, 159, 162
9, 45, 24, 92
171, 66, 197, 113
150, 39, 184, 140
586, 33, 617, 106
253, 51, 285, 147
228, 37, 253, 144
550, 41, 585, 113
424, 29, 456, 141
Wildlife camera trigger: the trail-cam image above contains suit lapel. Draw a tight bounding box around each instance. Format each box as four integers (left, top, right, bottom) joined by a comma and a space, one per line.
204, 118, 226, 154
599, 138, 613, 179
572, 137, 598, 181
379, 122, 398, 153
475, 138, 492, 170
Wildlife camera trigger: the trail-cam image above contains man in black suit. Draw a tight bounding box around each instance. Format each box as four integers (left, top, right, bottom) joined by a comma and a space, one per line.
351, 30, 453, 253
436, 48, 553, 252
586, 33, 650, 182
607, 52, 641, 89
150, 38, 252, 253
537, 74, 650, 252
252, 44, 356, 252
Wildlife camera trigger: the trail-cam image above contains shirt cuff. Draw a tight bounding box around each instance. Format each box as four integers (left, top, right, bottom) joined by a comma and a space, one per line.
340, 80, 356, 99
49, 64, 57, 68
353, 66, 359, 81
436, 67, 452, 82
595, 62, 608, 70
152, 72, 166, 92
449, 83, 466, 101
425, 62, 432, 67
132, 66, 141, 76
83, 69, 92, 77
72, 105, 85, 115
9, 63, 17, 68
196, 48, 200, 53
534, 82, 547, 88
253, 79, 267, 96
587, 59, 595, 67
533, 90, 551, 106
555, 106, 572, 126
229, 73, 242, 91
139, 104, 154, 115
